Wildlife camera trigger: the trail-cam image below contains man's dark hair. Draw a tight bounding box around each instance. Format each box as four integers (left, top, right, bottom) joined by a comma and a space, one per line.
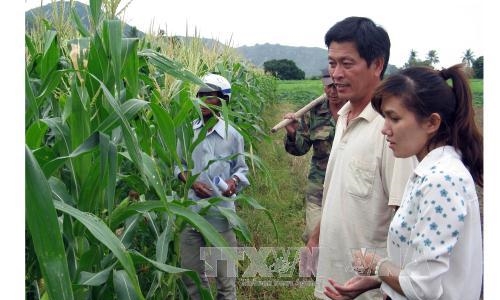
324, 17, 390, 79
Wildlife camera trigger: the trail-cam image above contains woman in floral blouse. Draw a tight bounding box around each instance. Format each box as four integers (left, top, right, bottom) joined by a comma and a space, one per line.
323, 64, 483, 300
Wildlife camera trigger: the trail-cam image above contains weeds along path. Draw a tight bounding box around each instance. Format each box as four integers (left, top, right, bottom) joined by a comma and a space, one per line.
236, 102, 317, 300
240, 102, 310, 247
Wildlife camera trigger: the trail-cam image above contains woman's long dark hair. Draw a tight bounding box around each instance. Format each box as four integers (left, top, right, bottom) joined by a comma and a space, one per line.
372, 64, 483, 187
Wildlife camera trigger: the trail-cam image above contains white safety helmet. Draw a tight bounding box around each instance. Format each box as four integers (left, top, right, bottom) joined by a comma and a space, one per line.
197, 73, 232, 101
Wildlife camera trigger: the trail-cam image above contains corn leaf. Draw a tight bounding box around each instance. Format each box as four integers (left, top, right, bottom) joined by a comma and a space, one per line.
41, 127, 96, 181
110, 201, 233, 262
109, 199, 137, 230
113, 270, 141, 300
104, 20, 122, 94
40, 30, 59, 81
71, 8, 90, 37
119, 215, 141, 248
218, 206, 251, 243
172, 95, 195, 125
69, 79, 91, 149
69, 77, 92, 185
150, 103, 182, 170
90, 73, 146, 182
139, 49, 204, 86
151, 137, 172, 169
35, 69, 63, 101
80, 167, 104, 215
97, 99, 149, 133
156, 214, 175, 263
122, 38, 140, 99
77, 262, 116, 286
103, 135, 118, 215
32, 146, 56, 170
26, 120, 48, 149
54, 200, 145, 300
25, 34, 37, 57
25, 68, 38, 125
41, 118, 83, 198
130, 251, 214, 300
145, 272, 162, 299
49, 177, 76, 206
26, 146, 74, 300
140, 152, 167, 203
77, 246, 101, 272
86, 32, 110, 98
89, 0, 102, 31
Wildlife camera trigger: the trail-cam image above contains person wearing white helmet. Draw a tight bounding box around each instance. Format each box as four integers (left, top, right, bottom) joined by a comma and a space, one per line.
175, 73, 249, 300
196, 73, 232, 122
197, 73, 232, 101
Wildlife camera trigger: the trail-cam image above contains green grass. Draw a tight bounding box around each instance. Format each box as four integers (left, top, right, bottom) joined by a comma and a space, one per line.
277, 78, 484, 107
276, 80, 323, 107
470, 79, 483, 106
236, 102, 316, 300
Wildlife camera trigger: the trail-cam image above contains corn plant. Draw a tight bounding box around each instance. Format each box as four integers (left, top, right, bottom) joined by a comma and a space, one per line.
25, 0, 277, 299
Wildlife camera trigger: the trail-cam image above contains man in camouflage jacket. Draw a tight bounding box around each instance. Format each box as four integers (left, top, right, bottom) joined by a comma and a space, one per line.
283, 68, 346, 243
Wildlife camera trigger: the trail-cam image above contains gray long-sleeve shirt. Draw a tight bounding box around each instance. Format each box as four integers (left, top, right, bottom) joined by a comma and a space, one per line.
174, 118, 249, 231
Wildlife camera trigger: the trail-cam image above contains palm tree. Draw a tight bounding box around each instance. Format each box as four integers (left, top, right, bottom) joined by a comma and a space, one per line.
404, 49, 419, 68
462, 49, 475, 68
426, 50, 440, 67
409, 49, 418, 64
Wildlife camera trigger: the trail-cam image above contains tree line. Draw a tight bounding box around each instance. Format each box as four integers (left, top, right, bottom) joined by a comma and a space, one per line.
263, 59, 305, 80
402, 48, 483, 79
263, 49, 483, 80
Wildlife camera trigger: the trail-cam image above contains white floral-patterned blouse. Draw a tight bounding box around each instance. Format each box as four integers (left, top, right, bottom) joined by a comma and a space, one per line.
381, 146, 483, 300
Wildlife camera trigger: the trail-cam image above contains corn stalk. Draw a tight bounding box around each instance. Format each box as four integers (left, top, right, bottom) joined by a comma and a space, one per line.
25, 0, 277, 299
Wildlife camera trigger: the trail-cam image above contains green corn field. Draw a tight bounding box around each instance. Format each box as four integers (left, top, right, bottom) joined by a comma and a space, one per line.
25, 0, 278, 299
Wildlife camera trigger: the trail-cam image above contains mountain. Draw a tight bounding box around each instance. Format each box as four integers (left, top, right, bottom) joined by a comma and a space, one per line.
236, 44, 401, 78
236, 43, 328, 78
25, 1, 145, 38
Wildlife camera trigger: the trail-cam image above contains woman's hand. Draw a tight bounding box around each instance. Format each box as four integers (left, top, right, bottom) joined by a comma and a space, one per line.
324, 276, 381, 300
351, 250, 381, 276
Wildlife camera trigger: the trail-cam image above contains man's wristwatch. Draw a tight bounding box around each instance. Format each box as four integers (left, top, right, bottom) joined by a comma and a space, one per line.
231, 175, 240, 186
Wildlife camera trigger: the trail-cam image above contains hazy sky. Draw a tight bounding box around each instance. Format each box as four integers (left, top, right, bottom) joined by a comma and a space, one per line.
25, 0, 486, 69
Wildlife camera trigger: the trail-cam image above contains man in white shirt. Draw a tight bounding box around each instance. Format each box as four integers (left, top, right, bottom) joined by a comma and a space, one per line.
175, 73, 249, 300
307, 17, 417, 300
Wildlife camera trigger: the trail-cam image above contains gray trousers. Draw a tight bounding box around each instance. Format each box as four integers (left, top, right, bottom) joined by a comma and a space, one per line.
180, 227, 237, 300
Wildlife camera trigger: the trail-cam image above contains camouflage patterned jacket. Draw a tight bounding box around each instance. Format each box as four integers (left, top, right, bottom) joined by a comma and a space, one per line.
284, 97, 336, 206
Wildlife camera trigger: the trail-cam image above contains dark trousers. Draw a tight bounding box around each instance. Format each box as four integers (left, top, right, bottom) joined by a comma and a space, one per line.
180, 227, 238, 300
